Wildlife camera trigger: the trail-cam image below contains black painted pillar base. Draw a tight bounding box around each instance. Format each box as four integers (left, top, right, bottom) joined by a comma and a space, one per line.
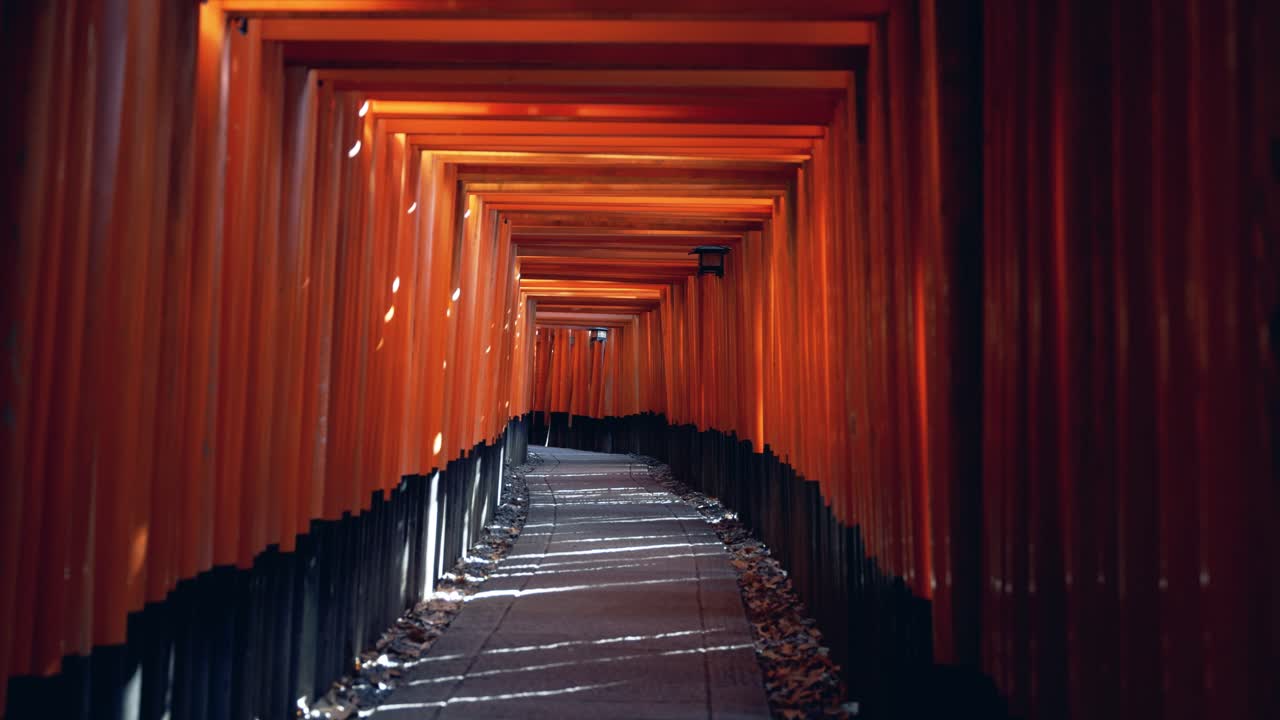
5, 414, 534, 720
537, 412, 1008, 720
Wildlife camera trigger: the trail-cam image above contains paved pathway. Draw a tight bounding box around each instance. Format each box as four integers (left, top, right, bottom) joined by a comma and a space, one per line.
375, 447, 770, 719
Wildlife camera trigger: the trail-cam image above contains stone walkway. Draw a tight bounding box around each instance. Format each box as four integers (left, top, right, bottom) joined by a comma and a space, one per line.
374, 447, 770, 719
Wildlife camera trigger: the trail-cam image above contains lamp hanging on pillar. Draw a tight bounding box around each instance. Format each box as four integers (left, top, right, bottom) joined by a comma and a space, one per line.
589, 327, 608, 343
690, 245, 731, 277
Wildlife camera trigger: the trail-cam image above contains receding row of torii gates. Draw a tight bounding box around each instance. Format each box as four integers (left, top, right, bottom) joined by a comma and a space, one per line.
1, 1, 1275, 719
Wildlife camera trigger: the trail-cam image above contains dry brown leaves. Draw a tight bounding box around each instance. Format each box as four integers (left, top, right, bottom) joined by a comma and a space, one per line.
641, 456, 853, 720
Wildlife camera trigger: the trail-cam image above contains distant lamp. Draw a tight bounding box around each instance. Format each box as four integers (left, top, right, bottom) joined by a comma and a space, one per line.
589, 327, 608, 343
690, 245, 730, 277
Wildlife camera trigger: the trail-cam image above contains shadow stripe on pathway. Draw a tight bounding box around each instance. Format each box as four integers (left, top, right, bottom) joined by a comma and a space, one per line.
373, 446, 770, 720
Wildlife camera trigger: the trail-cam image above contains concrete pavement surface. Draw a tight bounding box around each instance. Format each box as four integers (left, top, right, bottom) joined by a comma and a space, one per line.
373, 447, 771, 719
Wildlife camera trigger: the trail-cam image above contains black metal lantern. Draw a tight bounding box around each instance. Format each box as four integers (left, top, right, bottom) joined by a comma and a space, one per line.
588, 327, 608, 343
690, 245, 730, 277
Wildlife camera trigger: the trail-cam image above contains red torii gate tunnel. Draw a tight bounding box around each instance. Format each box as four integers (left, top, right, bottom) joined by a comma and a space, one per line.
1, 1, 1277, 719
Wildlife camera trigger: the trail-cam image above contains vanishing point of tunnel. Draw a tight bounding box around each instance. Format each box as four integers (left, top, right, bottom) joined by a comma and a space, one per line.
1, 1, 1277, 719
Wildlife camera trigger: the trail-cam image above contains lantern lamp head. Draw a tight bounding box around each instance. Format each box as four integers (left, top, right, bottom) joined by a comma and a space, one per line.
690, 245, 731, 277
589, 327, 609, 343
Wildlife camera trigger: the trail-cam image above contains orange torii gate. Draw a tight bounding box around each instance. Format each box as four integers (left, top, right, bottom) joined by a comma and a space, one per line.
1, 2, 1276, 719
